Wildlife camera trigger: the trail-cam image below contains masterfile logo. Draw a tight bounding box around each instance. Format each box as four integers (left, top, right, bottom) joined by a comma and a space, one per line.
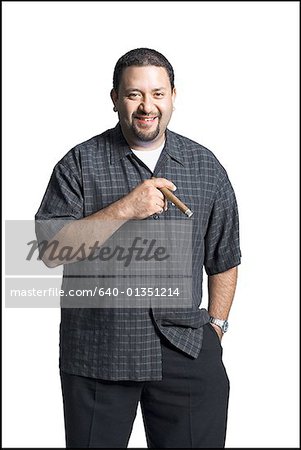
5, 219, 193, 309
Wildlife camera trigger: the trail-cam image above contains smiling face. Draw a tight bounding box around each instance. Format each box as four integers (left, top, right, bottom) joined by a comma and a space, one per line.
111, 65, 176, 150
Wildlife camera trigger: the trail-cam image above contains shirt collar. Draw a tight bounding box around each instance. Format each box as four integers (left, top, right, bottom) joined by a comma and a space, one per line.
164, 128, 185, 166
109, 123, 185, 167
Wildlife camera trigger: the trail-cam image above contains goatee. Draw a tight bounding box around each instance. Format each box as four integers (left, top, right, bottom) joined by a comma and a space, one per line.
131, 122, 161, 142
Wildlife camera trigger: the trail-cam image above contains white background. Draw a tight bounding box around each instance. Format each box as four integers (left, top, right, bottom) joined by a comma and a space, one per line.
2, 1, 299, 448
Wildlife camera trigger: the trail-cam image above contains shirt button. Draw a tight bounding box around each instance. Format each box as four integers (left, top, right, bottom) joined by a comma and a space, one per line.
153, 214, 160, 219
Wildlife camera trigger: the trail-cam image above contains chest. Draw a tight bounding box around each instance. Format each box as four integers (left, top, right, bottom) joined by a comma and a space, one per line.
81, 152, 212, 228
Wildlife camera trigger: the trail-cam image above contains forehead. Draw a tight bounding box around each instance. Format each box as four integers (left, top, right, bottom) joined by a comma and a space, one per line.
119, 65, 170, 90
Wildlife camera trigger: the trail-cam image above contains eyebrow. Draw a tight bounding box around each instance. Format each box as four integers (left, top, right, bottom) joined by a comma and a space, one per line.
125, 87, 167, 93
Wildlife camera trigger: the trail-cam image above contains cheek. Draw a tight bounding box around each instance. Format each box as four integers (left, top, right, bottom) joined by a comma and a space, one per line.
121, 103, 136, 117
118, 108, 131, 122
161, 104, 173, 119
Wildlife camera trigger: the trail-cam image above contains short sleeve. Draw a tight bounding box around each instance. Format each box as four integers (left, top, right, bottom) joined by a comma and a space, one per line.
35, 161, 84, 242
204, 173, 241, 275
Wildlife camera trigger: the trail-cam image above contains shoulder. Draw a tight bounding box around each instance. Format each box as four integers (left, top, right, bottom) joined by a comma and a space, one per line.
54, 128, 113, 172
167, 129, 229, 180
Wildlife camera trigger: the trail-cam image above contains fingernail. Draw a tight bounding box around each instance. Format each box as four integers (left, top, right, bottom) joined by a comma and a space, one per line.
172, 185, 177, 191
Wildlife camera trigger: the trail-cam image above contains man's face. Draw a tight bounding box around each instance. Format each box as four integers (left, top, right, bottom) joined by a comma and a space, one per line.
111, 65, 176, 149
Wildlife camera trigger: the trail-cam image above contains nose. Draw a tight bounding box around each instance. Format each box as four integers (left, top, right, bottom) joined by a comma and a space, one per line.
138, 95, 154, 114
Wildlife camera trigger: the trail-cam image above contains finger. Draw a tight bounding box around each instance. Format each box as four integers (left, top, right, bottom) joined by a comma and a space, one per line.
150, 177, 177, 192
155, 200, 165, 210
155, 199, 165, 214
153, 190, 165, 202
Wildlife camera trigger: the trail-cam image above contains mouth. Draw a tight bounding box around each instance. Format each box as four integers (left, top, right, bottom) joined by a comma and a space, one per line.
134, 116, 158, 125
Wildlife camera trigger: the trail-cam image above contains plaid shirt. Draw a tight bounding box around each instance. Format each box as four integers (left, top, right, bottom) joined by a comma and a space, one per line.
35, 123, 241, 380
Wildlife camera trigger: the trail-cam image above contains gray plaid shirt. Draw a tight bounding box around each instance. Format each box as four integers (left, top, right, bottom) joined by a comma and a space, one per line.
35, 123, 241, 380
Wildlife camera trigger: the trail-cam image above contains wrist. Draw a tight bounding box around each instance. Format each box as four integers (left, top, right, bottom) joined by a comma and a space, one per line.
107, 199, 133, 221
209, 316, 229, 334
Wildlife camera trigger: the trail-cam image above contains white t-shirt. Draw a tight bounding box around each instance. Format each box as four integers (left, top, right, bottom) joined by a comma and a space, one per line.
131, 142, 165, 173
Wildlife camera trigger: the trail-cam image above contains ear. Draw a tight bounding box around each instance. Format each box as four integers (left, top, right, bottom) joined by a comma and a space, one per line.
110, 89, 118, 107
172, 87, 177, 103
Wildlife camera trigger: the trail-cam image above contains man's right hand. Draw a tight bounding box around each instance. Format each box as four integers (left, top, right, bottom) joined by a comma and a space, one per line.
116, 178, 177, 220
40, 178, 177, 268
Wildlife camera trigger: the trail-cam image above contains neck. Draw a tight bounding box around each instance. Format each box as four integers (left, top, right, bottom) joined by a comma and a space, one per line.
121, 127, 166, 151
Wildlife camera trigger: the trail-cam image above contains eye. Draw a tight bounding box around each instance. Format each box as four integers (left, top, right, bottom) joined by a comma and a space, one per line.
154, 92, 164, 98
128, 92, 141, 99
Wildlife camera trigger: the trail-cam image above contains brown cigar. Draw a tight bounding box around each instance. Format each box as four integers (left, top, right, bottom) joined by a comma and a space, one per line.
159, 187, 193, 218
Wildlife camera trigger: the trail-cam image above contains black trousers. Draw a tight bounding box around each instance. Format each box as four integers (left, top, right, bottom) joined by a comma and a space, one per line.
60, 323, 230, 448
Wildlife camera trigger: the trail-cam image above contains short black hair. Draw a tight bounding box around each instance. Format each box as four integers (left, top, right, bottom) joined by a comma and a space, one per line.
113, 48, 175, 92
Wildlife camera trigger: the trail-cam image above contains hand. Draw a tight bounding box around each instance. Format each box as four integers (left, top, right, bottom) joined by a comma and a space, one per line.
210, 323, 223, 341
117, 178, 177, 220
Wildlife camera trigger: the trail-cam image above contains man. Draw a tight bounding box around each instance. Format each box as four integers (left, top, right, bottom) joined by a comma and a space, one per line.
35, 48, 241, 448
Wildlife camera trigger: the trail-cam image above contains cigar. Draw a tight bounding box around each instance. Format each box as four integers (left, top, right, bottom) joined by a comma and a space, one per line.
159, 187, 193, 218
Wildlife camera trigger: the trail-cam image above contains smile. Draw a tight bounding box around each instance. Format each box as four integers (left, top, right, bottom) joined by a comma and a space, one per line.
134, 116, 158, 124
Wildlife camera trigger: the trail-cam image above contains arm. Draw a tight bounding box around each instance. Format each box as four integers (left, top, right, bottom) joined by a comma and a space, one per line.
41, 177, 175, 268
207, 266, 238, 340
